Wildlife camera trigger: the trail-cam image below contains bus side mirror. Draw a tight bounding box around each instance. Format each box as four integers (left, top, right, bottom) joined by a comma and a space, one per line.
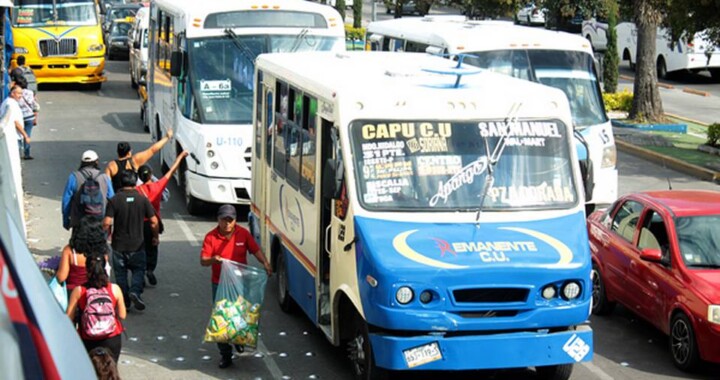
170, 51, 184, 77
575, 131, 595, 203
133, 40, 140, 49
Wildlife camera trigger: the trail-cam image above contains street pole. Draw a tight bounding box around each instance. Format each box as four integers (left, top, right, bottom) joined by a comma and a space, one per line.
372, 1, 377, 21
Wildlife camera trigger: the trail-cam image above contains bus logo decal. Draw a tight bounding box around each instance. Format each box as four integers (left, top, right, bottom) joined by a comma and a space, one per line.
279, 184, 305, 245
431, 238, 456, 257
393, 230, 468, 269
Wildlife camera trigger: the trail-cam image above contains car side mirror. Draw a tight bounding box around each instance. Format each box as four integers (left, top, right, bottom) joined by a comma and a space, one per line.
639, 248, 663, 263
133, 40, 140, 49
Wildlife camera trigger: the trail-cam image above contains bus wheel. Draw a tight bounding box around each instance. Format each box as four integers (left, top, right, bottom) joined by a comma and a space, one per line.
591, 263, 615, 315
276, 249, 294, 313
87, 82, 102, 91
657, 57, 668, 80
535, 364, 573, 380
348, 316, 387, 380
183, 170, 203, 215
710, 68, 720, 82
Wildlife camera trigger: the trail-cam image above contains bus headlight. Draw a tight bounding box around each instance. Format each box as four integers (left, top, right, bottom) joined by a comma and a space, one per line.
207, 150, 215, 158
709, 305, 720, 325
87, 44, 104, 52
601, 145, 617, 168
542, 285, 556, 300
396, 286, 413, 304
15, 47, 29, 54
210, 161, 219, 170
561, 281, 581, 300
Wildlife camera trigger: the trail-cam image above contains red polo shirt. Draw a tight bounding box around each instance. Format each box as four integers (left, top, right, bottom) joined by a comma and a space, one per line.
201, 226, 260, 284
136, 177, 169, 217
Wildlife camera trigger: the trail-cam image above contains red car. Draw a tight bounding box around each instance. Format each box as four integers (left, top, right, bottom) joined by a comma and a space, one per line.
587, 190, 720, 371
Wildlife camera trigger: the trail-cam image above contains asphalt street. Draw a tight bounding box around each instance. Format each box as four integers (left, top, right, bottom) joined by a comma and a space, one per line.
22, 25, 720, 380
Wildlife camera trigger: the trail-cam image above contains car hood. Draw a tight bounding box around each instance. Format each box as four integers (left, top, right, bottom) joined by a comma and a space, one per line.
688, 271, 720, 304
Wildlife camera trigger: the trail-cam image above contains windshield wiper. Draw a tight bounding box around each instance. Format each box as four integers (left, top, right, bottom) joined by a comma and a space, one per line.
687, 263, 720, 269
290, 28, 310, 52
475, 102, 522, 224
224, 28, 257, 64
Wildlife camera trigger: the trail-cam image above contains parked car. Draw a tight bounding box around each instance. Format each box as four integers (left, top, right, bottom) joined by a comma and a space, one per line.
582, 16, 609, 52
129, 6, 149, 88
588, 190, 720, 371
384, 0, 425, 16
544, 9, 583, 33
515, 3, 546, 26
105, 19, 133, 60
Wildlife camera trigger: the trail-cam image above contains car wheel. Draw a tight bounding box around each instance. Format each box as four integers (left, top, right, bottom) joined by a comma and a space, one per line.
591, 262, 616, 315
536, 364, 573, 380
276, 248, 295, 313
348, 314, 387, 380
670, 313, 701, 371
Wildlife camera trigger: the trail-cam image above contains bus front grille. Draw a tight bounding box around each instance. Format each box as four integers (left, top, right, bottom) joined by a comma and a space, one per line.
453, 288, 529, 303
39, 38, 78, 57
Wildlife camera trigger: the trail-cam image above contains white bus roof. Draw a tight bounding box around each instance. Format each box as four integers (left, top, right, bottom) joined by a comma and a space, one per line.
257, 51, 571, 120
151, 0, 344, 38
367, 16, 593, 54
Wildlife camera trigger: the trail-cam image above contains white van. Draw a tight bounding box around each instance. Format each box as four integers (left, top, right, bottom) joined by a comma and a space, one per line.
129, 6, 149, 89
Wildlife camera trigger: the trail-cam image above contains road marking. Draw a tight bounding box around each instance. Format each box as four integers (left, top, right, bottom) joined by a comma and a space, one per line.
173, 212, 199, 247
112, 113, 125, 129
258, 339, 284, 379
582, 361, 614, 380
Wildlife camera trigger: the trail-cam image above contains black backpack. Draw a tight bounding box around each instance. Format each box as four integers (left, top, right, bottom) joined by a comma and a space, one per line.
74, 171, 104, 218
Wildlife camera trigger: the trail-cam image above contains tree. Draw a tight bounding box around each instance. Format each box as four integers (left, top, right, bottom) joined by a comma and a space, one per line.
627, 0, 665, 122
602, 0, 619, 93
352, 0, 363, 28
335, 0, 346, 21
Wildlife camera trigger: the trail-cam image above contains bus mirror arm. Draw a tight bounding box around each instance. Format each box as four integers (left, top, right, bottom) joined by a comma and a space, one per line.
343, 236, 358, 252
189, 152, 200, 165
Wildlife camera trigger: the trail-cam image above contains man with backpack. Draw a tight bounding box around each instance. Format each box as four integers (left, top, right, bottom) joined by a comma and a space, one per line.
105, 129, 173, 192
11, 55, 38, 93
62, 150, 115, 231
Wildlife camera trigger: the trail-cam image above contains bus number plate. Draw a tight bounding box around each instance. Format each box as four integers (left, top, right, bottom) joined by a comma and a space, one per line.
403, 342, 442, 368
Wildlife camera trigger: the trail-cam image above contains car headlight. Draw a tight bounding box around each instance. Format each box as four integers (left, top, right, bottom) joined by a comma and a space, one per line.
709, 305, 720, 325
87, 44, 104, 52
396, 286, 413, 304
601, 145, 617, 168
15, 47, 29, 54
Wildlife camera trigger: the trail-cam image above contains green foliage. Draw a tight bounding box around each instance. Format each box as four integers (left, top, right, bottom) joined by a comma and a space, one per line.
352, 0, 363, 28
345, 24, 365, 41
602, 89, 633, 112
335, 0, 346, 20
602, 0, 619, 93
450, 0, 514, 19
707, 123, 720, 147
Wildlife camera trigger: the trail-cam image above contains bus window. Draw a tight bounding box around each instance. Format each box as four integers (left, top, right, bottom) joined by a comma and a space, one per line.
274, 81, 289, 176
300, 96, 317, 200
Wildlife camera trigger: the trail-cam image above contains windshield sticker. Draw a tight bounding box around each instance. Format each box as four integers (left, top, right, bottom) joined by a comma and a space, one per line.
361, 122, 452, 140
488, 183, 574, 205
429, 157, 489, 207
363, 178, 411, 203
200, 79, 231, 100
362, 161, 413, 180
406, 136, 448, 153
417, 156, 462, 176
478, 121, 561, 138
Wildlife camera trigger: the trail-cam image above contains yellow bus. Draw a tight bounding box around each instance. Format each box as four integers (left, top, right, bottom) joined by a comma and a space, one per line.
11, 0, 106, 89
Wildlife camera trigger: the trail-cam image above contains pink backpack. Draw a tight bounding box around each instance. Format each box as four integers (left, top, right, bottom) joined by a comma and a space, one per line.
81, 286, 117, 339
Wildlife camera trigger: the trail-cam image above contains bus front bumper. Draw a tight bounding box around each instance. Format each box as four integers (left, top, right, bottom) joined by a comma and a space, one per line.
32, 57, 106, 84
369, 325, 592, 370
187, 171, 251, 205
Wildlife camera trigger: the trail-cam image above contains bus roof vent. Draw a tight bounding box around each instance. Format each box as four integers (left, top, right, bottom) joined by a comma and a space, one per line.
421, 54, 482, 88
421, 15, 466, 23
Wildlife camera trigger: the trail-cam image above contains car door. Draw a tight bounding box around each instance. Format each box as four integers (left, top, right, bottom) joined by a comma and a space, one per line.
603, 199, 644, 307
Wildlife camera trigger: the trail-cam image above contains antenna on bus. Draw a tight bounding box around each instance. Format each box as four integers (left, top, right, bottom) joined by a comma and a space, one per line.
421, 54, 482, 88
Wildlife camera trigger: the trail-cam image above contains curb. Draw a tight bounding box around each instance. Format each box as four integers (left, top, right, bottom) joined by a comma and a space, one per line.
664, 113, 709, 127
616, 140, 720, 183
682, 87, 711, 97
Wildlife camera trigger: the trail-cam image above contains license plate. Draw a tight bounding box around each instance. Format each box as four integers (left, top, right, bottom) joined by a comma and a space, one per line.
403, 342, 442, 368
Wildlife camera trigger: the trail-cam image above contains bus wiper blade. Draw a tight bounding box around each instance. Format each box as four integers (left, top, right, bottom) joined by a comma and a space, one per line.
475, 102, 522, 224
224, 28, 257, 63
290, 28, 310, 52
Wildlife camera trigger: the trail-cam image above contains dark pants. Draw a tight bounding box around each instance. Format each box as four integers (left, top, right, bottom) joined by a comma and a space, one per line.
83, 334, 122, 363
112, 249, 146, 302
143, 221, 158, 272
212, 283, 233, 357
23, 118, 33, 158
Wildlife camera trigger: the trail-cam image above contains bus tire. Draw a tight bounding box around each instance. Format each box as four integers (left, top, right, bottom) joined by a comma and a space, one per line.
536, 364, 573, 380
591, 262, 615, 315
657, 56, 668, 80
183, 170, 204, 215
276, 249, 295, 313
710, 68, 720, 82
87, 82, 102, 91
348, 315, 387, 380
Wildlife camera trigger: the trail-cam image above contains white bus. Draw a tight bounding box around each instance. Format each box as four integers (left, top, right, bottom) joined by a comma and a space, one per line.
616, 22, 720, 80
367, 16, 618, 213
250, 51, 593, 378
146, 0, 346, 214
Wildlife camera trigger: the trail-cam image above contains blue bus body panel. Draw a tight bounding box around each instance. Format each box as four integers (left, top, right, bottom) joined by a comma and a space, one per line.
370, 326, 593, 370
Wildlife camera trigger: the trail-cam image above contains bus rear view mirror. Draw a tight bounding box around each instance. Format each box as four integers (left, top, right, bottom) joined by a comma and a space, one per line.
170, 51, 184, 77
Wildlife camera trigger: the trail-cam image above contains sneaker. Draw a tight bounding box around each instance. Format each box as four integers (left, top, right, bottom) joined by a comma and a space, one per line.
234, 344, 244, 354
23, 156, 34, 160
146, 270, 157, 286
218, 355, 233, 369
129, 293, 146, 311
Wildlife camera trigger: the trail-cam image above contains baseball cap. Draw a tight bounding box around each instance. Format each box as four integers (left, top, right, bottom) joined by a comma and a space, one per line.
81, 150, 99, 163
217, 204, 237, 220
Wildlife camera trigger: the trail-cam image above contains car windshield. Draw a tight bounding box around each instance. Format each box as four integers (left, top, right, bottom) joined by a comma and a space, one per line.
12, 0, 98, 27
676, 215, 720, 268
108, 7, 138, 20
350, 119, 577, 211
111, 22, 130, 37
463, 50, 607, 128
187, 34, 344, 124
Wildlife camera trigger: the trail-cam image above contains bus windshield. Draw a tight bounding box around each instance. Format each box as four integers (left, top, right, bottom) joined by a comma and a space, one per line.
188, 34, 343, 124
350, 120, 578, 211
12, 0, 98, 27
463, 50, 607, 128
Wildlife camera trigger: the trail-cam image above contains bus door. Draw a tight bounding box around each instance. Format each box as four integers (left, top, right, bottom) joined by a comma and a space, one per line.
252, 76, 272, 247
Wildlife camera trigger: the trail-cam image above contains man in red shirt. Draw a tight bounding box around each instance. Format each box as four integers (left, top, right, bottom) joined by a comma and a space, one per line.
200, 204, 271, 369
136, 151, 188, 286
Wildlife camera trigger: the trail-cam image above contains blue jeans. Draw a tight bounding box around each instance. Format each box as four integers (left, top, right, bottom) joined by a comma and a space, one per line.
212, 283, 233, 357
23, 118, 33, 158
113, 249, 146, 302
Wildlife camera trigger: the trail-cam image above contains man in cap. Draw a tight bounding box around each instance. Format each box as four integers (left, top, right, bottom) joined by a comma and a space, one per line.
62, 150, 114, 231
105, 129, 173, 192
200, 204, 272, 369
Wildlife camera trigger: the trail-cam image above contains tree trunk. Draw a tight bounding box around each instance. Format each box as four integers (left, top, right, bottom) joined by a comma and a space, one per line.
629, 0, 665, 122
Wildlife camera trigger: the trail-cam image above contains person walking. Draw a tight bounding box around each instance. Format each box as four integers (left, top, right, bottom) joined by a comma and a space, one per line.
200, 204, 272, 369
10, 55, 38, 93
62, 150, 114, 232
136, 151, 188, 286
56, 217, 110, 297
14, 75, 39, 160
104, 129, 173, 192
66, 254, 126, 363
103, 170, 159, 311
1, 84, 30, 158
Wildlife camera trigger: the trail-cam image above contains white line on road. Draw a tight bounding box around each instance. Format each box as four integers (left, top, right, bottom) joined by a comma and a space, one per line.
173, 212, 199, 247
258, 340, 284, 379
582, 361, 615, 380
112, 113, 125, 129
